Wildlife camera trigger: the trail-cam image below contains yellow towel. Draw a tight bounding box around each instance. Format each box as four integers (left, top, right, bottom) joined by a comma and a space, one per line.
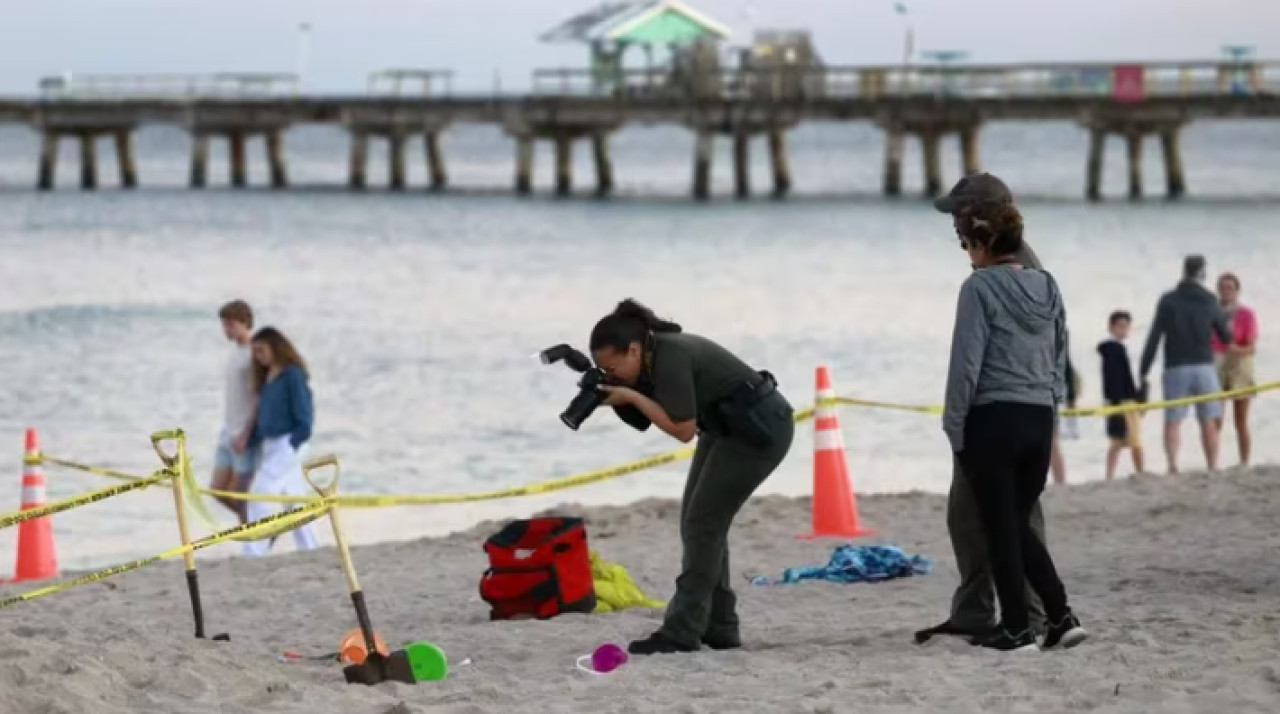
590, 551, 665, 613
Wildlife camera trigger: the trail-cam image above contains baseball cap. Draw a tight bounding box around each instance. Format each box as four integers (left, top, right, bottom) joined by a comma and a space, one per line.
932, 173, 1013, 214
1183, 254, 1206, 279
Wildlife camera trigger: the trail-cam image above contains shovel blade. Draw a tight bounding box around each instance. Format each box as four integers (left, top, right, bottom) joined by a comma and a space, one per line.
342, 651, 416, 686
384, 649, 417, 684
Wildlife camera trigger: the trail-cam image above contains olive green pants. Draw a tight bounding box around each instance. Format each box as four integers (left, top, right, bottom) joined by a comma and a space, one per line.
948, 457, 1048, 631
660, 396, 794, 646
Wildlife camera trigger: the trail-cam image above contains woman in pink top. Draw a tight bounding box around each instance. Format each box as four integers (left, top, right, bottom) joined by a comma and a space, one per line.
1213, 272, 1258, 466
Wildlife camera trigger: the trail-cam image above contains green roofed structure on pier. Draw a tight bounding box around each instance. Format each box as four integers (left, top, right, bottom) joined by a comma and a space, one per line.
541, 1, 733, 95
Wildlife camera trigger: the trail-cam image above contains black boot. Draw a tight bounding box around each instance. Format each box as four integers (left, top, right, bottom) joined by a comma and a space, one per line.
913, 619, 992, 644
701, 629, 742, 651
627, 631, 700, 656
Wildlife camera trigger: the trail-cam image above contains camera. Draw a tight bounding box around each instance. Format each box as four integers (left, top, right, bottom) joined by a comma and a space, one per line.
540, 344, 611, 431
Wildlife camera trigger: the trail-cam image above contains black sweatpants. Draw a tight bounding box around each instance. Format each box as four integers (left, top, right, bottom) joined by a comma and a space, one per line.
659, 391, 794, 646
957, 402, 1071, 634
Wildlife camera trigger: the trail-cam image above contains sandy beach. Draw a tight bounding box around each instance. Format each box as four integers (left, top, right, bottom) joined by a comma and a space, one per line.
3, 466, 1280, 713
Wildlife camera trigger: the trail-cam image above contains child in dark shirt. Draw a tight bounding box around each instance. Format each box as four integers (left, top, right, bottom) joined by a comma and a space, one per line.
1097, 311, 1146, 479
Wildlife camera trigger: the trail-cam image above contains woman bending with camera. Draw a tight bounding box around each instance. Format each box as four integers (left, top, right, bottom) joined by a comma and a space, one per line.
590, 299, 794, 655
942, 203, 1087, 652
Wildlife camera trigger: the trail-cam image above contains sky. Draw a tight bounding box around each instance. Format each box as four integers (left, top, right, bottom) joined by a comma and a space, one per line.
0, 0, 1275, 92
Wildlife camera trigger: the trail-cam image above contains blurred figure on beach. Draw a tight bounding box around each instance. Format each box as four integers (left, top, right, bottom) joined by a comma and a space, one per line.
941, 200, 1085, 651
916, 173, 1048, 645
212, 300, 258, 522
242, 327, 320, 557
1139, 255, 1232, 474
1097, 311, 1145, 480
1212, 272, 1258, 468
1049, 349, 1079, 485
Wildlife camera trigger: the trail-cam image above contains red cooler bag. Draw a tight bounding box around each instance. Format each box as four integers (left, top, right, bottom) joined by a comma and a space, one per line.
479, 517, 596, 620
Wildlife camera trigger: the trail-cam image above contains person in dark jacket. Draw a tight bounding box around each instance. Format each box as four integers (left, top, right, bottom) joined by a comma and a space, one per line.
942, 199, 1086, 652
1139, 255, 1232, 474
916, 173, 1048, 645
1098, 311, 1146, 479
589, 299, 795, 655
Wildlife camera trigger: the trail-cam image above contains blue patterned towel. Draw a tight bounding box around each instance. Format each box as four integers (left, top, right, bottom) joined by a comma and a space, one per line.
750, 545, 932, 586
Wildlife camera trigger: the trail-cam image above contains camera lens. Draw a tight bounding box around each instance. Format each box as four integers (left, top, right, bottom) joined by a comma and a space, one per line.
560, 387, 604, 431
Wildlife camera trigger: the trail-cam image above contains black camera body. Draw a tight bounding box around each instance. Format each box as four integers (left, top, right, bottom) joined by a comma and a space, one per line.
539, 343, 651, 432
540, 344, 610, 430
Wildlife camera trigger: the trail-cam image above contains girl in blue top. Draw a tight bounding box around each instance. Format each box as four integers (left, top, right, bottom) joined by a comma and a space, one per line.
242, 327, 320, 557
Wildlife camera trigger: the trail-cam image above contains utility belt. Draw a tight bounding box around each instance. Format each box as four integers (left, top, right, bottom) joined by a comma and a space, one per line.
699, 371, 789, 448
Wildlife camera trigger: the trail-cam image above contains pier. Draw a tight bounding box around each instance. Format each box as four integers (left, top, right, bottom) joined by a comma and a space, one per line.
6, 60, 1280, 200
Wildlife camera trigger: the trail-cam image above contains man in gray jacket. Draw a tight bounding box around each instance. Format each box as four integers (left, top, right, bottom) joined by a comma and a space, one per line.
1139, 255, 1232, 473
916, 173, 1048, 644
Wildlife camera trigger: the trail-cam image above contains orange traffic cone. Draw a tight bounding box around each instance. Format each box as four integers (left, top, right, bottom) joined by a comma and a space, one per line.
11, 428, 58, 583
799, 366, 875, 539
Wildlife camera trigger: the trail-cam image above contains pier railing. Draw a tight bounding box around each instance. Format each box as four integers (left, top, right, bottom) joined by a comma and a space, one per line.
532, 60, 1280, 101
36, 73, 301, 99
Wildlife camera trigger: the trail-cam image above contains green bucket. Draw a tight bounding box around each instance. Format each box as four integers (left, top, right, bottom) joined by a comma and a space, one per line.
404, 641, 449, 682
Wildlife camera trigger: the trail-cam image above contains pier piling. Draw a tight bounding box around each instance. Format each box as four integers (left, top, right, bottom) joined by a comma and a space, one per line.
388, 133, 407, 190
591, 133, 613, 197
692, 131, 713, 201
1126, 132, 1143, 200
79, 134, 98, 190
425, 132, 447, 191
189, 134, 209, 188
1160, 127, 1186, 199
1086, 128, 1105, 202
115, 131, 137, 188
348, 132, 368, 190
921, 131, 942, 197
37, 132, 58, 191
882, 127, 904, 197
266, 131, 287, 189
515, 136, 534, 195
959, 126, 981, 176
734, 132, 751, 199
554, 135, 573, 197
768, 129, 792, 198
229, 133, 248, 188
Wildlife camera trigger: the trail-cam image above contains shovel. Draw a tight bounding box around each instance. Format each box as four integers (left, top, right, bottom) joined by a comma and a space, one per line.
301, 455, 416, 685
152, 429, 230, 642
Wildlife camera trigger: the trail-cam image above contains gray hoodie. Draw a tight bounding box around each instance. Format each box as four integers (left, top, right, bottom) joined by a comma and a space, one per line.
943, 264, 1067, 452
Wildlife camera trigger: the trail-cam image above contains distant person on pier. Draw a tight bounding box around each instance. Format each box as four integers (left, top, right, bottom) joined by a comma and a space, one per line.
212, 300, 258, 522
1097, 311, 1146, 480
242, 327, 320, 557
915, 173, 1049, 645
1212, 272, 1259, 468
1138, 255, 1233, 474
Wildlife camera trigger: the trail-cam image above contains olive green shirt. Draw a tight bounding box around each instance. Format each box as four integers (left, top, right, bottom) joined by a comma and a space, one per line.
649, 332, 759, 424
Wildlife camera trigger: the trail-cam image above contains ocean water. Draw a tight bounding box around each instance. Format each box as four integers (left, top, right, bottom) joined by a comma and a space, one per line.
0, 120, 1278, 570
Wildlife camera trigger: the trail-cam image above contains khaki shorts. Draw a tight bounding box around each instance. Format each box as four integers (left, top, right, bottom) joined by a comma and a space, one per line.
1216, 352, 1256, 393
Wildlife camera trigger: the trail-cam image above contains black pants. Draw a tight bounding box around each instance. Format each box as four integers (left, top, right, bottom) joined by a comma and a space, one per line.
659, 392, 794, 645
957, 402, 1070, 634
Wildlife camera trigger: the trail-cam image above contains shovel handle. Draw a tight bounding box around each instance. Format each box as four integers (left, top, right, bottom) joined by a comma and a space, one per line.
149, 429, 186, 467
302, 454, 341, 497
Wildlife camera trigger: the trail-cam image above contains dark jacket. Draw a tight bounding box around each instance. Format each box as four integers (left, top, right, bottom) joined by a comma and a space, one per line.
1098, 339, 1138, 403
1139, 280, 1232, 376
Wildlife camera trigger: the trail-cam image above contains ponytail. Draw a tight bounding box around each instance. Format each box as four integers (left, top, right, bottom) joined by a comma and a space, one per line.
589, 299, 682, 351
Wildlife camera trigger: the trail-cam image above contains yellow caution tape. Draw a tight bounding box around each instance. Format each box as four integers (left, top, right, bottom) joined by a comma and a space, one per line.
37, 456, 161, 484
0, 469, 176, 531
30, 380, 1277, 512
0, 502, 331, 610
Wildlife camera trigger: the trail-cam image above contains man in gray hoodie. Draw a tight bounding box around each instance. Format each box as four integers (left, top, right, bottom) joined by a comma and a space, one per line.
916, 173, 1049, 644
1139, 255, 1232, 473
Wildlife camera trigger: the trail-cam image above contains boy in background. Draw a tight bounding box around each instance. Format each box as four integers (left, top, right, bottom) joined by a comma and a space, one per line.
212, 300, 259, 521
1097, 311, 1146, 479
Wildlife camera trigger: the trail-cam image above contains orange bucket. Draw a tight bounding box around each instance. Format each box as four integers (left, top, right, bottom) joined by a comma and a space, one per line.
338, 628, 389, 665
